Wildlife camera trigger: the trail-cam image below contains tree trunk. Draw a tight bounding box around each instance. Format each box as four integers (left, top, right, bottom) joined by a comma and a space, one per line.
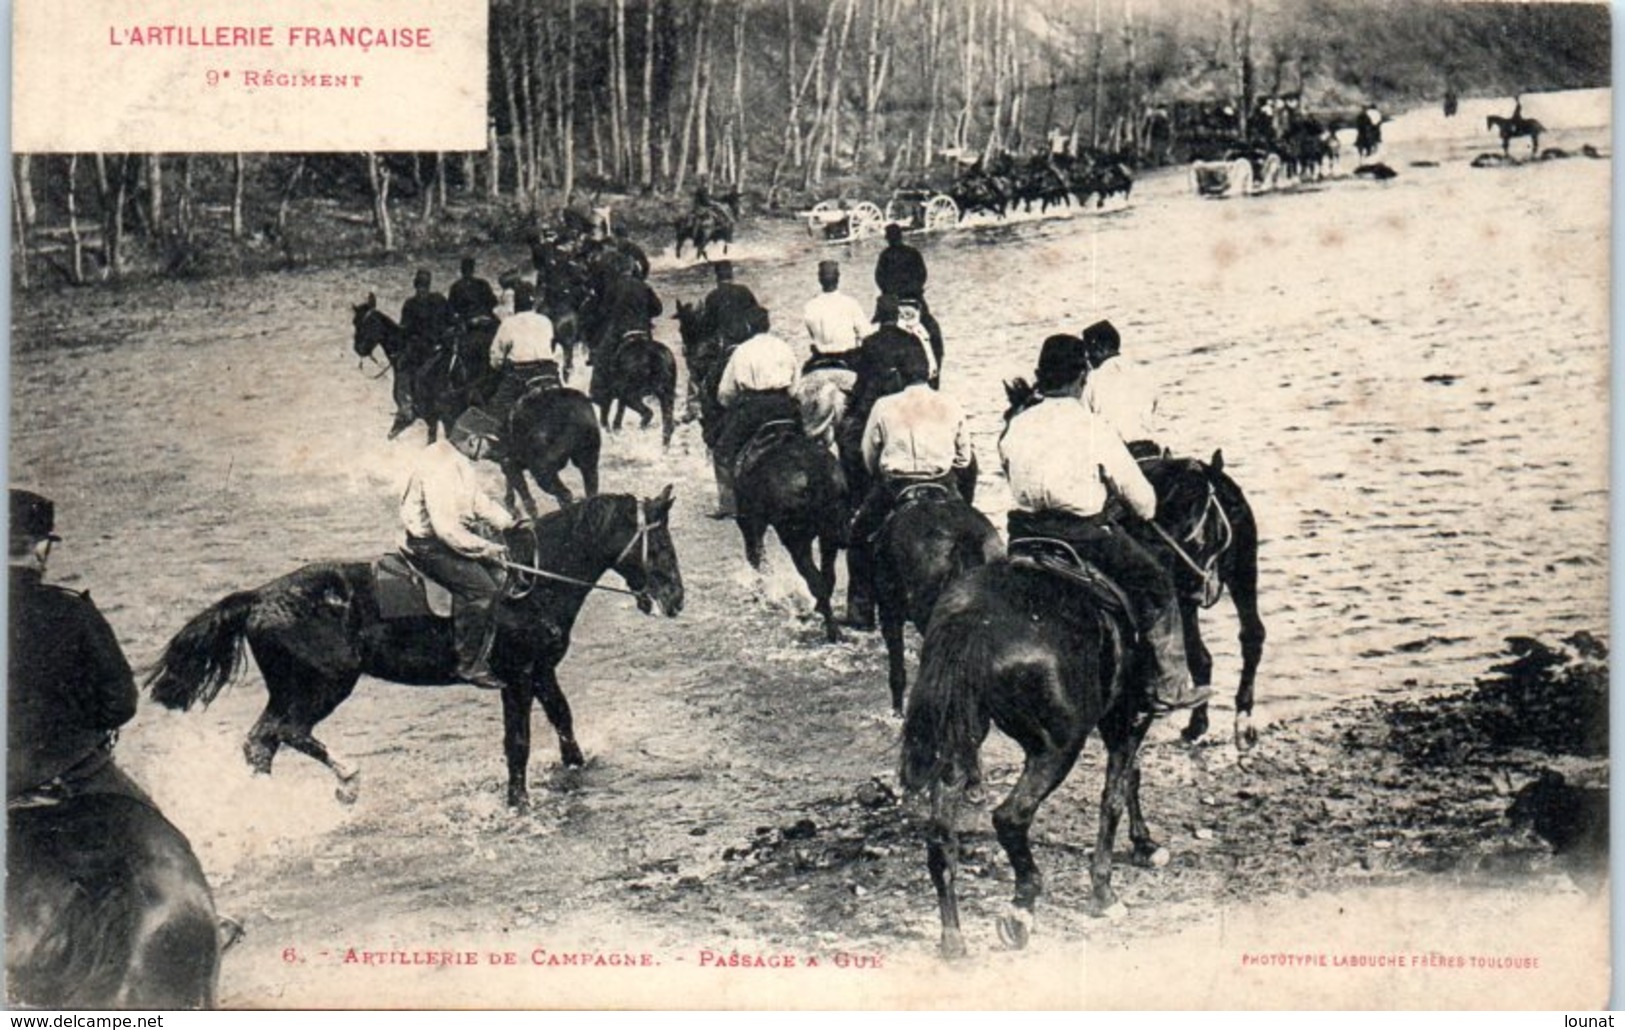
956, 0, 979, 151
462, 150, 476, 194
66, 155, 84, 285
177, 155, 195, 240
365, 152, 393, 254
731, 1, 748, 190
487, 120, 501, 198
674, 0, 713, 195
982, 0, 1006, 162
277, 155, 306, 230
11, 171, 28, 288
1091, 0, 1105, 148
421, 153, 437, 221
498, 33, 527, 199
924, 0, 944, 167
562, 0, 578, 204
640, 0, 656, 189
15, 155, 36, 227
695, 0, 716, 183
147, 154, 163, 239
232, 153, 246, 238
810, 0, 857, 185
95, 154, 126, 278
1123, 0, 1137, 154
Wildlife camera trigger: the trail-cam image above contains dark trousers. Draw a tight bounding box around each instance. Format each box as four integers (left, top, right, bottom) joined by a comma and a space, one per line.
1007, 508, 1197, 710
489, 362, 557, 424
717, 389, 801, 472
405, 536, 505, 677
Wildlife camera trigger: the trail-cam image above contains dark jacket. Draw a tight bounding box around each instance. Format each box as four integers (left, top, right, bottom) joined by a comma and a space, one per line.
8, 567, 137, 796
401, 292, 456, 349
698, 282, 760, 345
875, 242, 928, 301
449, 276, 499, 326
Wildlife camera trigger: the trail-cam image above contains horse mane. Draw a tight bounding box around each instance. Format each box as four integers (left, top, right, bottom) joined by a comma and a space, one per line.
1001, 377, 1040, 421
523, 494, 633, 553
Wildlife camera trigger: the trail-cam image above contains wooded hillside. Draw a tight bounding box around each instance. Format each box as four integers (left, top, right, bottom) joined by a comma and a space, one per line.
10, 0, 1609, 286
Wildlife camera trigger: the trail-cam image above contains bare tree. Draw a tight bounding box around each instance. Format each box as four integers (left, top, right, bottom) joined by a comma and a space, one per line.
923, 0, 945, 167
15, 155, 36, 227
364, 152, 393, 253
562, 0, 579, 204
66, 155, 86, 285
232, 153, 247, 238
640, 0, 657, 189
276, 156, 306, 231
147, 154, 163, 239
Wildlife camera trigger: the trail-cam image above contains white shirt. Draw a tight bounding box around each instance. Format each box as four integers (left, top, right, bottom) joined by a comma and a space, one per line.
1082, 355, 1159, 444
400, 440, 516, 557
863, 383, 973, 479
999, 395, 1156, 520
490, 311, 555, 368
803, 290, 870, 355
896, 306, 939, 379
717, 332, 799, 407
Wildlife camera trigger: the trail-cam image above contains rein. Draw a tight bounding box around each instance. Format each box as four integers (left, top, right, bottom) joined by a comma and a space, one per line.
493, 499, 661, 604
1147, 480, 1233, 608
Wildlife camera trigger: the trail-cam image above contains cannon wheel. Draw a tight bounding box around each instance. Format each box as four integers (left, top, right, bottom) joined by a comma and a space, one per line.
849, 201, 885, 239
806, 199, 847, 236
924, 194, 959, 231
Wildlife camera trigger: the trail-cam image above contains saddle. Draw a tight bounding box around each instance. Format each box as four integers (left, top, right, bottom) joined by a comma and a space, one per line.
869, 480, 956, 544
373, 552, 454, 620
1007, 537, 1138, 636
734, 419, 802, 479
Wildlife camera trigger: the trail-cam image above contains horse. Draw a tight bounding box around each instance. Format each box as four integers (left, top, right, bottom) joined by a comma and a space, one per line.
872, 483, 1002, 714
1355, 109, 1383, 159
144, 491, 683, 812
1487, 114, 1544, 157
496, 368, 602, 515
673, 208, 734, 261
733, 426, 849, 643
899, 556, 1161, 959
7, 794, 222, 1008
999, 381, 1264, 749
352, 294, 488, 442
1132, 453, 1265, 750
588, 330, 678, 448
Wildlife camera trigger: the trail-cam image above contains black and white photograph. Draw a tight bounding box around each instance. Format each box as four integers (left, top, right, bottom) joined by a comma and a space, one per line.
4, 0, 1612, 1009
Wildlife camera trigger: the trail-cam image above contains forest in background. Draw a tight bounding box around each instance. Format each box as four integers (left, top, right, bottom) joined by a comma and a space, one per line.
9, 0, 1609, 287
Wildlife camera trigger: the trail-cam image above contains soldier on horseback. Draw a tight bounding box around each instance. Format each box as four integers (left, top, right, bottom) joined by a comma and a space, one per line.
487, 293, 558, 426
713, 306, 801, 519
999, 335, 1210, 716
8, 490, 148, 807
448, 256, 499, 332
1079, 319, 1164, 459
396, 268, 458, 432
874, 224, 944, 377
399, 425, 516, 692
687, 260, 761, 427
845, 346, 976, 610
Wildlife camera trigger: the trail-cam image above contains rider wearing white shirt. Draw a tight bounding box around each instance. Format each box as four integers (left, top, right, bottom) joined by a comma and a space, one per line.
802, 260, 870, 359
487, 301, 559, 418
1079, 319, 1163, 459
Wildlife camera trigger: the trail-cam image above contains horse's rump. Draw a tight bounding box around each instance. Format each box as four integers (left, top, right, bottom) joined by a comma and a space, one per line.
7, 793, 219, 1009
792, 368, 855, 444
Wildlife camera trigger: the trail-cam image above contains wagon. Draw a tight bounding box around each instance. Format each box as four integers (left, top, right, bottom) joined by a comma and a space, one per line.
800, 199, 886, 242
883, 188, 960, 232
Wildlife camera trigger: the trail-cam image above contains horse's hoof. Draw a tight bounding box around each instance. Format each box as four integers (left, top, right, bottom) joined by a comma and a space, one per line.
1234, 713, 1258, 752
508, 794, 530, 814
334, 773, 361, 806
995, 907, 1034, 950
217, 915, 246, 953
1137, 845, 1172, 869
561, 742, 587, 768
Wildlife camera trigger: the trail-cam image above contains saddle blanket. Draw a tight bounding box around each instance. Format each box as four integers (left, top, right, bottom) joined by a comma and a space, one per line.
374, 552, 454, 620
1007, 538, 1138, 636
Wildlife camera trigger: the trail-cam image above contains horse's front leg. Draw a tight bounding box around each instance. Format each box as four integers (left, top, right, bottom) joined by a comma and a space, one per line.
502, 680, 535, 811
879, 610, 908, 714
533, 663, 585, 769
502, 461, 543, 519
991, 741, 1080, 947
1178, 598, 1214, 745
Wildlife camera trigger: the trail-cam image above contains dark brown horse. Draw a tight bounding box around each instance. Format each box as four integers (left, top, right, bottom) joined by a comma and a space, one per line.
352, 293, 490, 442
588, 330, 678, 448
7, 794, 222, 1008
145, 491, 682, 811
493, 364, 603, 515
872, 482, 1002, 714
900, 557, 1159, 958
734, 426, 849, 643
1487, 114, 1544, 156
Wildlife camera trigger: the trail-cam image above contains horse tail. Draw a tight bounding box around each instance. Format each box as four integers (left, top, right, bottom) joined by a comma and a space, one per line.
900, 607, 993, 793
146, 590, 259, 711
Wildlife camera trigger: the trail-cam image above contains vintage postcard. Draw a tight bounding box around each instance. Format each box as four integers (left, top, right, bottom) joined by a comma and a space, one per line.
5, 0, 1611, 1010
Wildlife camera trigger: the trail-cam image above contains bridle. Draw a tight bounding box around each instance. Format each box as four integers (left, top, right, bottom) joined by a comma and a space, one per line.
494, 498, 664, 607
1146, 475, 1233, 609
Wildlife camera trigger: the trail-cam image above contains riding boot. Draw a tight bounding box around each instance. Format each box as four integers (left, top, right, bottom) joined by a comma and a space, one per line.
1141, 602, 1209, 715
454, 599, 506, 691
712, 456, 737, 519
